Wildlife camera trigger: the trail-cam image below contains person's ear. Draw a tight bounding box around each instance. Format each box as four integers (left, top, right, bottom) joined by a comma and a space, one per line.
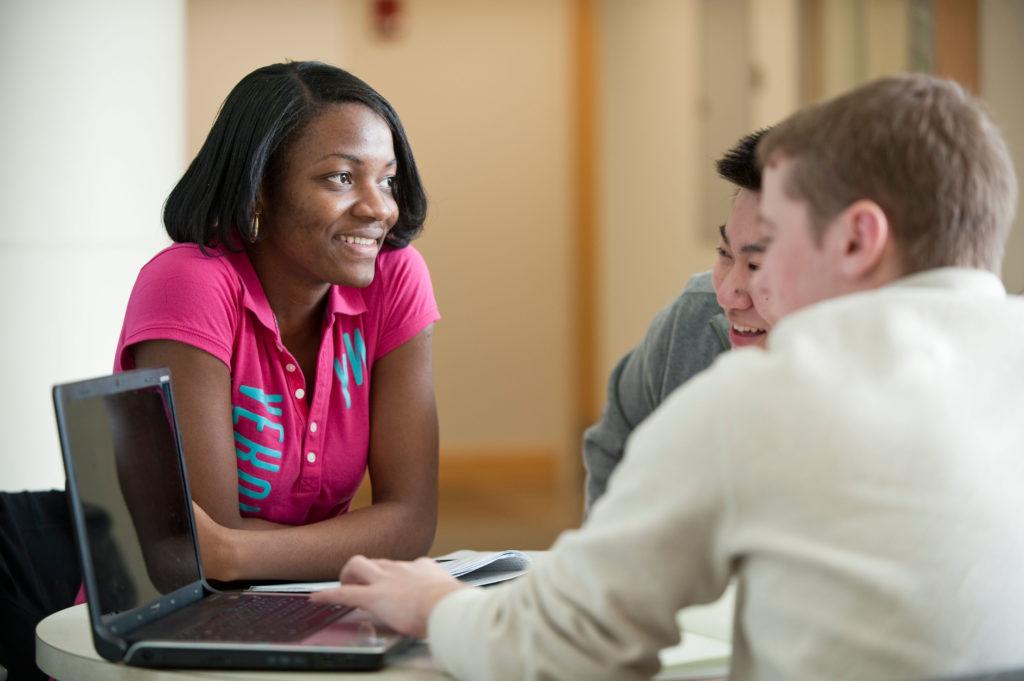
834, 200, 890, 279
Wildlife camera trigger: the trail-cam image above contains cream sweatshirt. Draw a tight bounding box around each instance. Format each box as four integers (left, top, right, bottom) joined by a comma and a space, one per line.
429, 268, 1024, 681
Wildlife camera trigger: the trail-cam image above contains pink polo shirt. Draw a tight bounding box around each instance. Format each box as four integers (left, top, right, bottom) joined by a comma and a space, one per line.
113, 242, 440, 525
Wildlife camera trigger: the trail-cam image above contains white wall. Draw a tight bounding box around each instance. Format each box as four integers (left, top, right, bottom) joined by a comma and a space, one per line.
0, 0, 184, 490
981, 0, 1024, 293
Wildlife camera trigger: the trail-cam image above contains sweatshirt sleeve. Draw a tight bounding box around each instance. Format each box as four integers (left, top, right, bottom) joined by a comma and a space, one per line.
582, 308, 671, 511
429, 364, 738, 681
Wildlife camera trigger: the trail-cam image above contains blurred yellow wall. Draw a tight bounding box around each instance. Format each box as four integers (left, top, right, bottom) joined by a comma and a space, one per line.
187, 0, 352, 155
1, 0, 1021, 494
343, 1, 577, 461
982, 0, 1024, 294
183, 0, 1024, 490
188, 0, 577, 472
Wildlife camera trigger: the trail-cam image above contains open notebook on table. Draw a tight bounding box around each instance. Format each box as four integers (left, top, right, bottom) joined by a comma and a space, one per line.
248, 550, 531, 593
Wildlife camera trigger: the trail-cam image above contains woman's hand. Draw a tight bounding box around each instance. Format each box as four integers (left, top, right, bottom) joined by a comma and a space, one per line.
310, 556, 465, 638
191, 501, 238, 581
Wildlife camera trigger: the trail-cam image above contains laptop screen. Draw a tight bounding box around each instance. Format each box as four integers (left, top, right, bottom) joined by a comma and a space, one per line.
62, 380, 202, 619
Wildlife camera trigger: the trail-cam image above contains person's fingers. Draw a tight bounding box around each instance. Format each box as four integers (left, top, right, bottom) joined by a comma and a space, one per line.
309, 584, 372, 609
340, 555, 384, 585
308, 589, 338, 604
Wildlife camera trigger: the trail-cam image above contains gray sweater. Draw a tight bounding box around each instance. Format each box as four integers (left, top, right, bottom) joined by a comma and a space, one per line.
583, 271, 729, 511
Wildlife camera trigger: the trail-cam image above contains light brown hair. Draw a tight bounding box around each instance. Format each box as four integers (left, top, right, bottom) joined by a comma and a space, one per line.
758, 74, 1017, 275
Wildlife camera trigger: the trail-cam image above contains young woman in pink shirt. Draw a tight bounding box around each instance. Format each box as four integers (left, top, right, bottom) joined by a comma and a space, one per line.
114, 62, 440, 582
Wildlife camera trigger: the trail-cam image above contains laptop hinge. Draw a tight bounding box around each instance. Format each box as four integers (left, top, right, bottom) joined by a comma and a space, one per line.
106, 581, 206, 640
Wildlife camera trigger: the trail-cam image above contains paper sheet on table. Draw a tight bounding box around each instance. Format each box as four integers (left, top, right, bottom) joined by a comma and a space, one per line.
247, 549, 531, 593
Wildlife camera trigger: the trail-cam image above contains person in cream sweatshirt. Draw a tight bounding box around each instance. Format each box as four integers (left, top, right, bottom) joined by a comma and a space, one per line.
313, 75, 1024, 681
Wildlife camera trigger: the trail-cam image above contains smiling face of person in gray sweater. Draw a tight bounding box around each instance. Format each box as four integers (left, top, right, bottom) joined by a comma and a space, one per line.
712, 188, 772, 348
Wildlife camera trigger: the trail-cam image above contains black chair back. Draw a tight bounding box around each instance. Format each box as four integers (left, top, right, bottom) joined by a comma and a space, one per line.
0, 490, 81, 681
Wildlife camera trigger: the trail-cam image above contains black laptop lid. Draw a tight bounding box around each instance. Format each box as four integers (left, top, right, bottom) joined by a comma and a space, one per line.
55, 370, 203, 628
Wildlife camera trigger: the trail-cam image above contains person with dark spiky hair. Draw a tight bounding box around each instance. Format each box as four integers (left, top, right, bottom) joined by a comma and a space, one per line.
583, 128, 773, 511
716, 128, 769, 192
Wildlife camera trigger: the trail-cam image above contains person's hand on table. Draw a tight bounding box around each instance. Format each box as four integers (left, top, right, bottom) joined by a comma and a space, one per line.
310, 555, 466, 638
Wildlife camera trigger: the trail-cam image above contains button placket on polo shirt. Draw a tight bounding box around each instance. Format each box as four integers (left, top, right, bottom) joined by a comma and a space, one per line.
283, 361, 306, 401
258, 333, 316, 497
306, 421, 319, 463
276, 342, 316, 489
277, 345, 308, 405
296, 326, 336, 493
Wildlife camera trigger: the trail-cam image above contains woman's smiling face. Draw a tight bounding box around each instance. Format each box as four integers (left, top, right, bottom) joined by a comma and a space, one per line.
258, 102, 400, 289
711, 188, 772, 348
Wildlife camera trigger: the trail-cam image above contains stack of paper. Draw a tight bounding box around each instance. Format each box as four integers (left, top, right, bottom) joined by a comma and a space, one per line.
434, 549, 531, 586
247, 549, 532, 593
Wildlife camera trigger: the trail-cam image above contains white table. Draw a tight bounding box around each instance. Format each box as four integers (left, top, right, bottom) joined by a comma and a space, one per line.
36, 605, 445, 681
37, 578, 735, 681
35, 549, 536, 680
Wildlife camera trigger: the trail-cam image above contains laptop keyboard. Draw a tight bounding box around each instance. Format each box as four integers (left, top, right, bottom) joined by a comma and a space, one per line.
163, 594, 351, 643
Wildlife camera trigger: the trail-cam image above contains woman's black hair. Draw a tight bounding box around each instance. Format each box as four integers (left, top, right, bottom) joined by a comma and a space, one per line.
164, 61, 426, 249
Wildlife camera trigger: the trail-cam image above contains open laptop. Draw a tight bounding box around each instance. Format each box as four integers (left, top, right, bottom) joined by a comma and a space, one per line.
52, 368, 408, 670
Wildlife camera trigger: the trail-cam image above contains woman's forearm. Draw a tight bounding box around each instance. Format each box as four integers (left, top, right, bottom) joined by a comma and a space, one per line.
238, 516, 289, 531
215, 500, 435, 581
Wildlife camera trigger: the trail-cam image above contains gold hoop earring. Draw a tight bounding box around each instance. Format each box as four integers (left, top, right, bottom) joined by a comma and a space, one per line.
250, 212, 260, 243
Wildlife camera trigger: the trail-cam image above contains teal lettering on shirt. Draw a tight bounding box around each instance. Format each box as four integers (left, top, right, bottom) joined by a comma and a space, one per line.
239, 385, 283, 416
233, 385, 286, 514
344, 329, 366, 386
334, 328, 367, 410
334, 356, 351, 409
233, 432, 282, 472
237, 469, 272, 500
232, 406, 285, 443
